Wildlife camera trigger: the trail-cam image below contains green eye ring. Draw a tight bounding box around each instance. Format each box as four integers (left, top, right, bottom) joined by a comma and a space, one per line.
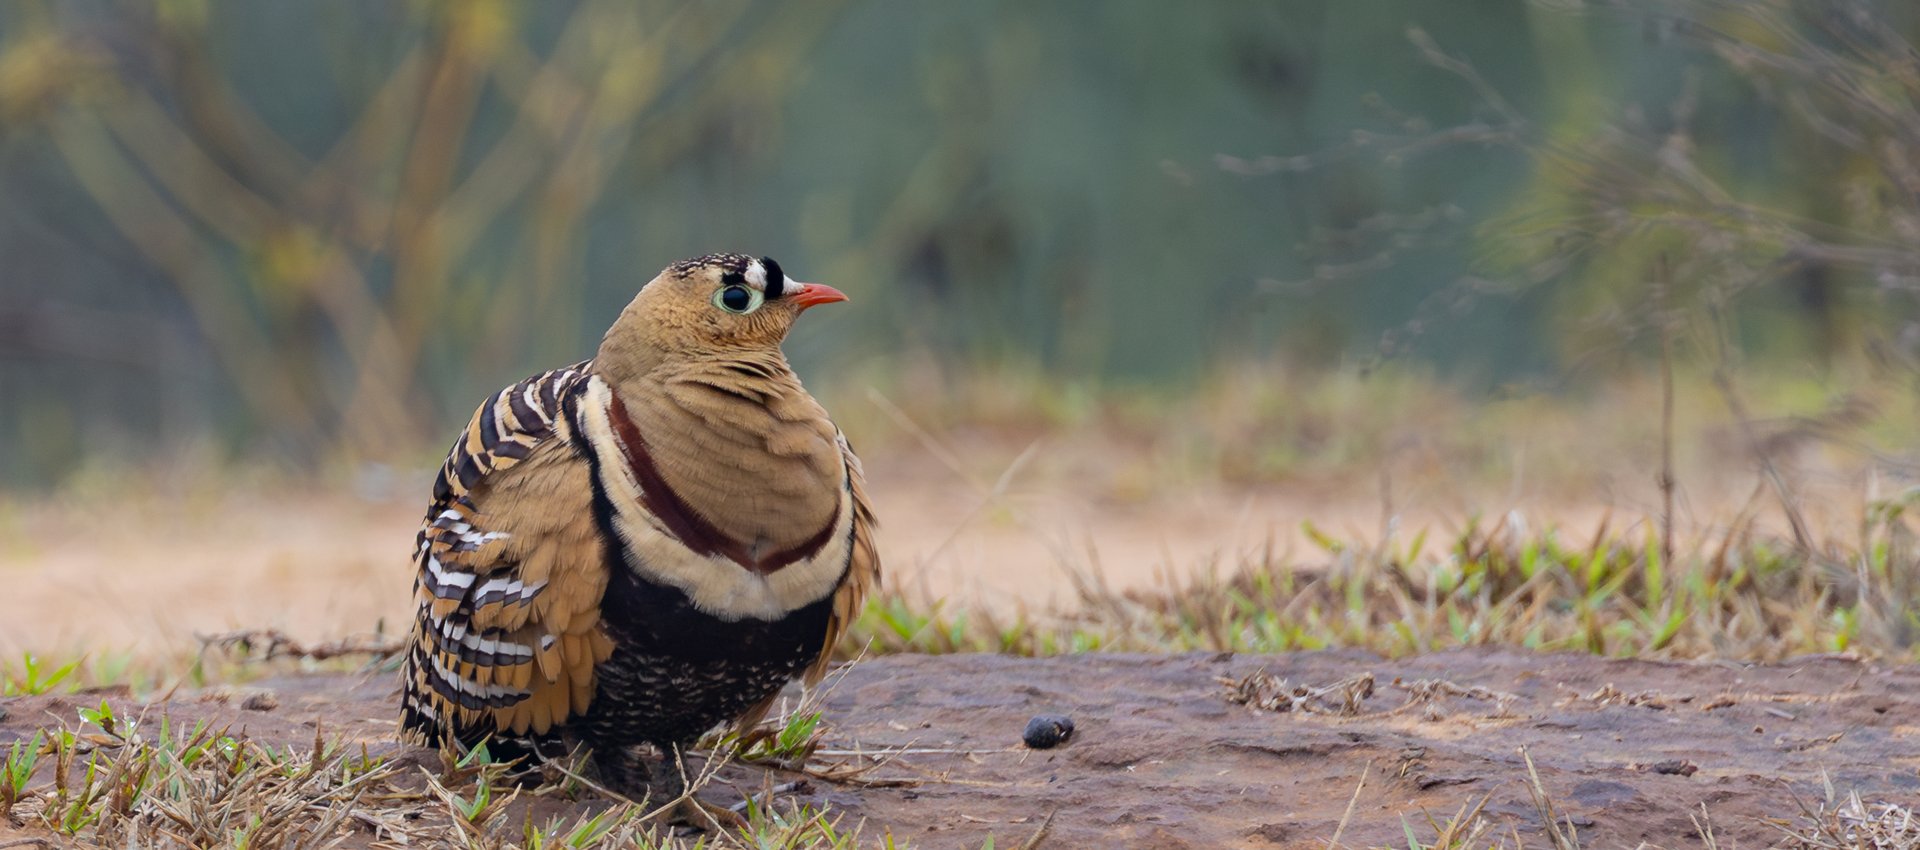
713, 285, 764, 315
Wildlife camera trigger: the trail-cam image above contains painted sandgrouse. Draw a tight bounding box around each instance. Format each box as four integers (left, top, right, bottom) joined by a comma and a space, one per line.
399, 254, 879, 820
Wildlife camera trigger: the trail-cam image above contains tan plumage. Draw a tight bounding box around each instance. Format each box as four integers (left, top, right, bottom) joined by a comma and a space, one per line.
817, 433, 878, 682
401, 364, 617, 741
400, 255, 878, 799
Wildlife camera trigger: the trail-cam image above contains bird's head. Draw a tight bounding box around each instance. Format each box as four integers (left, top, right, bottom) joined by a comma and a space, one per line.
598, 253, 848, 373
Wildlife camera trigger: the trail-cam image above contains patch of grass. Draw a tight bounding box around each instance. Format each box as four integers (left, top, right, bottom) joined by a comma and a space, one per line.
0, 703, 390, 847
0, 645, 958, 848
731, 710, 825, 766
1, 729, 42, 821
1396, 794, 1497, 850
0, 653, 79, 696
848, 498, 1920, 663
0, 709, 918, 850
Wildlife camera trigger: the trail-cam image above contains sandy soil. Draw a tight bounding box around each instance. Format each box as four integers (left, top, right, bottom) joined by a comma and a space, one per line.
3, 649, 1913, 849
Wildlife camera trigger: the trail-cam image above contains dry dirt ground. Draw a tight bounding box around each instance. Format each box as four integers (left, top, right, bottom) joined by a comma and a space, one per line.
3, 649, 1914, 849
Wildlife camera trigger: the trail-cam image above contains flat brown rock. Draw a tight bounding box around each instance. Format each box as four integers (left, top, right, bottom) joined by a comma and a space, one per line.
2, 649, 1914, 849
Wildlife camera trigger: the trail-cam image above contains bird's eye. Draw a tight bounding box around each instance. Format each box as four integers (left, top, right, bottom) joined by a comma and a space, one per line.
713, 285, 763, 315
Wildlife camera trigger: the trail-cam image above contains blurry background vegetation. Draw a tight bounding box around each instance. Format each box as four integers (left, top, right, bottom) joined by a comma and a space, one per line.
2, 0, 1918, 485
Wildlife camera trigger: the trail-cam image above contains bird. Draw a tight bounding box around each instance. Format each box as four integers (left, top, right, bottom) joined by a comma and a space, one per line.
398, 253, 879, 824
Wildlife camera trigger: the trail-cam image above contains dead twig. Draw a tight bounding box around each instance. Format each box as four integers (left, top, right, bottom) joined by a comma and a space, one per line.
196, 629, 401, 663
1655, 254, 1678, 570
1018, 808, 1058, 850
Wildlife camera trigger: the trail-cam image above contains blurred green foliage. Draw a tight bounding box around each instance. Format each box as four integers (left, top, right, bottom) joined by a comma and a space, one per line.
0, 0, 1916, 481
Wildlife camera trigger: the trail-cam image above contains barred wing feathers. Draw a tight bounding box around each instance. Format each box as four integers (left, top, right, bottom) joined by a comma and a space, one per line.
400, 363, 616, 747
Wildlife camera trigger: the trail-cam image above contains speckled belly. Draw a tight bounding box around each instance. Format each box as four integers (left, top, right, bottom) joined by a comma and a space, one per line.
580, 649, 811, 749
584, 559, 837, 749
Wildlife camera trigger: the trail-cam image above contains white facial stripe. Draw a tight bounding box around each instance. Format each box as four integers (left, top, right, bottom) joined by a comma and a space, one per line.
745, 260, 769, 291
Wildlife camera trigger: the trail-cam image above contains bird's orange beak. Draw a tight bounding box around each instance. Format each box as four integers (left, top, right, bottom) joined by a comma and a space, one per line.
789, 282, 849, 311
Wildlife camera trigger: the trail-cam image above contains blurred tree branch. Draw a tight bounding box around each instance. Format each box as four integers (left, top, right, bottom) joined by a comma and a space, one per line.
3, 0, 858, 459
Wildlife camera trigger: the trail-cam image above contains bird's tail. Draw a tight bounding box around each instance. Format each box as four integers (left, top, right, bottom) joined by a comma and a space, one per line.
400, 640, 570, 771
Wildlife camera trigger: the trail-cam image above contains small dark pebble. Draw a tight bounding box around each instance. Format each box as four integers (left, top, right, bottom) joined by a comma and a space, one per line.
1023, 713, 1075, 749
1645, 759, 1698, 777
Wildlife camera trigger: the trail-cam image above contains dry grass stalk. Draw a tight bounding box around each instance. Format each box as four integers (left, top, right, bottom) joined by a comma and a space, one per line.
1519, 747, 1582, 850
1774, 774, 1919, 850
1224, 670, 1377, 716
1390, 677, 1521, 719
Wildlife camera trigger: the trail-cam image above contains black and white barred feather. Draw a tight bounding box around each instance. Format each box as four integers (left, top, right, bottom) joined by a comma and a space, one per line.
400, 361, 602, 750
